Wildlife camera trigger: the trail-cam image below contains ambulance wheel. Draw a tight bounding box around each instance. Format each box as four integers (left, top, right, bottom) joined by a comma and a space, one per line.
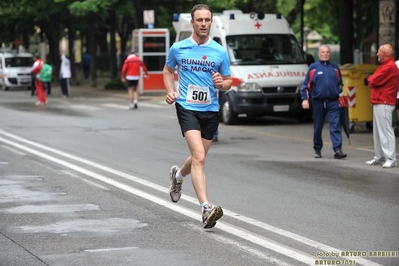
220, 96, 238, 125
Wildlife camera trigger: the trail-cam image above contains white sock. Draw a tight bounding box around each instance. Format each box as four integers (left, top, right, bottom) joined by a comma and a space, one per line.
201, 201, 209, 212
134, 100, 138, 104
175, 169, 184, 181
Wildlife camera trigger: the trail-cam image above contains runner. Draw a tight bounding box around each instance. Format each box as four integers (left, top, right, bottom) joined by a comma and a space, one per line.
163, 4, 232, 228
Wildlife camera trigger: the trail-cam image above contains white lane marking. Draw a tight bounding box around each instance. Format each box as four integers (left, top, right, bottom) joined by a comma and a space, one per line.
101, 103, 128, 110
101, 102, 165, 109
137, 102, 165, 109
69, 105, 100, 110
60, 170, 109, 190
0, 134, 317, 265
0, 131, 385, 266
85, 247, 138, 253
186, 223, 293, 266
1, 144, 26, 155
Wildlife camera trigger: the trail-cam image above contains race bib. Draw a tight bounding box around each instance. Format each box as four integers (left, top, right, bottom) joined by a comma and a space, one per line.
186, 84, 211, 104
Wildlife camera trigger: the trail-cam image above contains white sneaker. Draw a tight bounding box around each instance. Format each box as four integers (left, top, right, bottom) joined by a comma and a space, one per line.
365, 159, 384, 165
382, 160, 397, 168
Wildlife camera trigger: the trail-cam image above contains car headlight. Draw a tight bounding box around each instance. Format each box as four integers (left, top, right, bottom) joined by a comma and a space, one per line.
237, 82, 261, 92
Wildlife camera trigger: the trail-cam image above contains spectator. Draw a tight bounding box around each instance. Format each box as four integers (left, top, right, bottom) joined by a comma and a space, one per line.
120, 52, 149, 109
82, 51, 91, 80
31, 54, 46, 105
300, 45, 347, 159
60, 52, 71, 98
40, 62, 53, 95
366, 44, 398, 168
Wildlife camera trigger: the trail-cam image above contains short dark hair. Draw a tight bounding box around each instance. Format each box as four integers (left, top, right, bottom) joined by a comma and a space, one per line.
190, 4, 212, 20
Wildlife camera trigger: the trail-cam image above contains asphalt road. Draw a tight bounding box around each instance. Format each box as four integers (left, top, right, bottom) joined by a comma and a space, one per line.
0, 84, 398, 266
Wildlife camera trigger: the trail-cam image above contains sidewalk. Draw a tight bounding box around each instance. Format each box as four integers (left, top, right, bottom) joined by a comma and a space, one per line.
50, 76, 166, 101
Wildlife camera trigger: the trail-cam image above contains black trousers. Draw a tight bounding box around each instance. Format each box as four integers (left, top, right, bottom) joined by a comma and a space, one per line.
60, 78, 70, 97
31, 75, 36, 96
45, 82, 51, 95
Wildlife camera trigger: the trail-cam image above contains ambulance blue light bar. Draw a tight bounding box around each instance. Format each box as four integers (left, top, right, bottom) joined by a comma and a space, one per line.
173, 13, 179, 22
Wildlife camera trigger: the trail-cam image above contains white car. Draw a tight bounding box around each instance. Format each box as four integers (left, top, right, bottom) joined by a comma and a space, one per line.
0, 50, 34, 90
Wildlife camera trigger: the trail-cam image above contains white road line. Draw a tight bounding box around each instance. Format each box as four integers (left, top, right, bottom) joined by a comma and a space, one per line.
0, 135, 318, 265
101, 102, 165, 109
137, 102, 166, 108
60, 170, 109, 190
0, 131, 385, 266
101, 103, 129, 110
68, 105, 100, 110
85, 247, 138, 252
1, 144, 26, 155
186, 223, 293, 266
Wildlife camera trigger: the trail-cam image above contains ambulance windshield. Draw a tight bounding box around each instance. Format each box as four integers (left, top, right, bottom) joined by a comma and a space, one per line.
226, 34, 306, 65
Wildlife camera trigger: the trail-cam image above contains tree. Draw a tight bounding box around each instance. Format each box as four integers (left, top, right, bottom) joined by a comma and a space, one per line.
339, 0, 354, 64
0, 0, 383, 85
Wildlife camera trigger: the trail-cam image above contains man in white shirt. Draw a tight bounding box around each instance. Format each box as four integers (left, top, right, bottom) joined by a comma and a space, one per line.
60, 53, 71, 97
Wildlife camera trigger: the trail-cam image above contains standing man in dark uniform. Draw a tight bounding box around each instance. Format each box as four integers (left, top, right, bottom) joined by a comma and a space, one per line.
300, 45, 347, 159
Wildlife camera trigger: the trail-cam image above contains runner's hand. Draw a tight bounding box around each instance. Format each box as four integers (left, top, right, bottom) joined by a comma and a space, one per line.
166, 91, 178, 105
212, 72, 223, 89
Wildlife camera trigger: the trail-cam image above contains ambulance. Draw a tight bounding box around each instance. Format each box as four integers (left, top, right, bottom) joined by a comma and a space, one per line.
0, 49, 34, 91
172, 10, 314, 124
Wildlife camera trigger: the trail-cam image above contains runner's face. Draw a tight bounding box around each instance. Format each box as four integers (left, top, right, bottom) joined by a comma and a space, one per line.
191, 9, 212, 39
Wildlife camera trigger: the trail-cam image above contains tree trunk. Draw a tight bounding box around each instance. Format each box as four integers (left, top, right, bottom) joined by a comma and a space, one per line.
339, 0, 354, 64
109, 10, 118, 79
354, 0, 362, 49
118, 15, 132, 72
89, 13, 97, 88
133, 0, 146, 28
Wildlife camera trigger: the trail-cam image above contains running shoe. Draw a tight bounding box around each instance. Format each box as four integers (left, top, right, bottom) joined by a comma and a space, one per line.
202, 203, 223, 229
169, 165, 183, 203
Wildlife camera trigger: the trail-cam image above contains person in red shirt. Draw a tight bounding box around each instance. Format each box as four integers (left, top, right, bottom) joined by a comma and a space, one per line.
366, 43, 399, 168
120, 52, 148, 109
31, 54, 46, 105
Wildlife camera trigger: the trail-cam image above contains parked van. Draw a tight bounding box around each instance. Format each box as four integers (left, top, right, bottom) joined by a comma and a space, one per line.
0, 49, 34, 90
172, 10, 314, 124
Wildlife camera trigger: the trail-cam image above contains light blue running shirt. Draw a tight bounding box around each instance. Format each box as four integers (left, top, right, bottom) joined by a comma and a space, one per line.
166, 37, 231, 112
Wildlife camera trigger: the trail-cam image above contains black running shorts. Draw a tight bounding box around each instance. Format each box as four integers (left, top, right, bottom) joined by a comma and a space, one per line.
126, 79, 139, 88
396, 99, 399, 109
175, 103, 219, 140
